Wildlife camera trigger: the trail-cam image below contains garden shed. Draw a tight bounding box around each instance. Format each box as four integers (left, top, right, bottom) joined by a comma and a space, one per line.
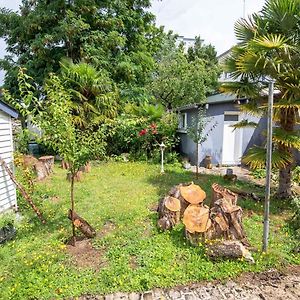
0, 100, 18, 213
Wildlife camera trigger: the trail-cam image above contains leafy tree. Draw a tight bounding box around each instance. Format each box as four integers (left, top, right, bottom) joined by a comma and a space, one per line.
147, 34, 220, 110
221, 0, 300, 198
187, 106, 217, 178
0, 0, 163, 98
3, 69, 106, 243
60, 59, 118, 130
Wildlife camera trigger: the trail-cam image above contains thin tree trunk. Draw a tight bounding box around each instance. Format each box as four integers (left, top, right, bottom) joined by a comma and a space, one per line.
70, 173, 76, 245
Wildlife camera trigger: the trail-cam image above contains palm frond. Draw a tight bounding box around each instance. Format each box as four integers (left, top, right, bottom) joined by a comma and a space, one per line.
242, 145, 293, 169
230, 119, 258, 130
272, 128, 300, 149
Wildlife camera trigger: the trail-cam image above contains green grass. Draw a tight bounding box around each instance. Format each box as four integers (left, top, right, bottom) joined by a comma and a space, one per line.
0, 161, 299, 299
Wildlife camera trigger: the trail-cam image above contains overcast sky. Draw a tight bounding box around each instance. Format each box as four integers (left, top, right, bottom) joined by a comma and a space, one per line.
0, 0, 266, 83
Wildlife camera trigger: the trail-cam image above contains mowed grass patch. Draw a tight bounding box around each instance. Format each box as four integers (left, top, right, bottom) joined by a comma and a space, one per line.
0, 161, 299, 299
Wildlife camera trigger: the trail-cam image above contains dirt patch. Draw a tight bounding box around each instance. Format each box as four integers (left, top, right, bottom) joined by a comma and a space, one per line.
66, 237, 107, 270
97, 220, 116, 238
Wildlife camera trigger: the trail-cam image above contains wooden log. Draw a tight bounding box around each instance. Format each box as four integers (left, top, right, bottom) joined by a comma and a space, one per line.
157, 196, 181, 231
206, 240, 254, 263
0, 157, 46, 224
211, 183, 238, 207
227, 187, 261, 202
68, 209, 96, 238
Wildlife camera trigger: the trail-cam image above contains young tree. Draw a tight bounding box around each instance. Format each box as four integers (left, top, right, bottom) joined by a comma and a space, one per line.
187, 106, 217, 178
222, 0, 300, 198
4, 69, 106, 244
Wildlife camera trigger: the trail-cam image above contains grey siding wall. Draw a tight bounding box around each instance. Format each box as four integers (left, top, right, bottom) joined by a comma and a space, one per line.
0, 111, 17, 213
178, 103, 265, 166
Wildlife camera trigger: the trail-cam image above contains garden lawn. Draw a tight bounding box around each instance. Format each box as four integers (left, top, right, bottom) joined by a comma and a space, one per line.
0, 161, 299, 300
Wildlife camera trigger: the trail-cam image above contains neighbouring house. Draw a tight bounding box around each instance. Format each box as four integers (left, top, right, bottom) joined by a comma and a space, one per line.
177, 93, 267, 166
0, 100, 18, 213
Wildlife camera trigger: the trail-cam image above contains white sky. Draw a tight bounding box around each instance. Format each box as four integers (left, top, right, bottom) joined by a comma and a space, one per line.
150, 0, 265, 54
0, 0, 266, 83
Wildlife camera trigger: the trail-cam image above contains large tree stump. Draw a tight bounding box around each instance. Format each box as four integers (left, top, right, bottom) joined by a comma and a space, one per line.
157, 196, 181, 231
183, 205, 211, 245
206, 240, 254, 263
68, 210, 96, 238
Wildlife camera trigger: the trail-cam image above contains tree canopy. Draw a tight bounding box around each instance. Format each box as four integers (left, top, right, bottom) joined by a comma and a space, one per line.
0, 0, 163, 97
147, 34, 220, 110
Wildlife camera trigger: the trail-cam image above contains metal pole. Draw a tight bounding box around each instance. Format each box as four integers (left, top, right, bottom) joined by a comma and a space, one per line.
243, 0, 246, 18
262, 81, 274, 252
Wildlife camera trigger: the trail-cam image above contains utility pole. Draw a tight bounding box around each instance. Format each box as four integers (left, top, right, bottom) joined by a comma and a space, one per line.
262, 81, 274, 252
243, 0, 246, 18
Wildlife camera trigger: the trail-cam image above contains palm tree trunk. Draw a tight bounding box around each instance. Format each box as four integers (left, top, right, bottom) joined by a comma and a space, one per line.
277, 110, 295, 199
278, 160, 292, 198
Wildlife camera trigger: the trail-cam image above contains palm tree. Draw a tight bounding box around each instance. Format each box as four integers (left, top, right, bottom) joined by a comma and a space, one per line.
221, 0, 300, 198
60, 60, 118, 130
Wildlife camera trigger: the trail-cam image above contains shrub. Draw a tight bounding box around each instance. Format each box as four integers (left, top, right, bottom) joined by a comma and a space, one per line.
107, 112, 179, 162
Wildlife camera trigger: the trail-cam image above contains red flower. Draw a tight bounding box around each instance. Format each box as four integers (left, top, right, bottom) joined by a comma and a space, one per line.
138, 129, 147, 136
152, 129, 158, 134
150, 123, 157, 129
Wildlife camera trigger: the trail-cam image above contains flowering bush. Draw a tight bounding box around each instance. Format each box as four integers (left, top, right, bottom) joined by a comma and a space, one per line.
107, 112, 179, 162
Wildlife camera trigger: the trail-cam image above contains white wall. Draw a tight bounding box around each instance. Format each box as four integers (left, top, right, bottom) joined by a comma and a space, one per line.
0, 110, 17, 212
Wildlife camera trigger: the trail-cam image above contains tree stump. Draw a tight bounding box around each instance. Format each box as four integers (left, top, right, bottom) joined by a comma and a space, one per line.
183, 205, 211, 245
61, 160, 70, 170
39, 155, 54, 175
67, 171, 83, 182
157, 196, 181, 231
79, 162, 91, 173
68, 210, 96, 238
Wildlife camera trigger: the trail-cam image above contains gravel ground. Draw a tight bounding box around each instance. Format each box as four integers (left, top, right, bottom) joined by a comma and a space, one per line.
76, 266, 300, 300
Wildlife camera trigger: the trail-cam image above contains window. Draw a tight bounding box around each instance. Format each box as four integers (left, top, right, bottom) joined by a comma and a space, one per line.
179, 112, 187, 129
224, 114, 239, 122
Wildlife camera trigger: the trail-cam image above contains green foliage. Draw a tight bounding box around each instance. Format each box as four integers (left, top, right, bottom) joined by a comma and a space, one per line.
293, 166, 300, 185
107, 111, 179, 162
290, 197, 300, 238
0, 162, 299, 299
0, 211, 15, 228
0, 0, 162, 99
14, 128, 32, 154
147, 33, 220, 110
242, 146, 293, 170
60, 60, 119, 130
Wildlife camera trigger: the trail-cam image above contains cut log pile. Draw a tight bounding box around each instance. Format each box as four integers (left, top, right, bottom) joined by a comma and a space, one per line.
157, 182, 253, 262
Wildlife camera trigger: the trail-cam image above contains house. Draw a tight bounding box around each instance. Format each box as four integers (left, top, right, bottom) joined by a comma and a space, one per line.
177, 94, 267, 166
0, 100, 18, 213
